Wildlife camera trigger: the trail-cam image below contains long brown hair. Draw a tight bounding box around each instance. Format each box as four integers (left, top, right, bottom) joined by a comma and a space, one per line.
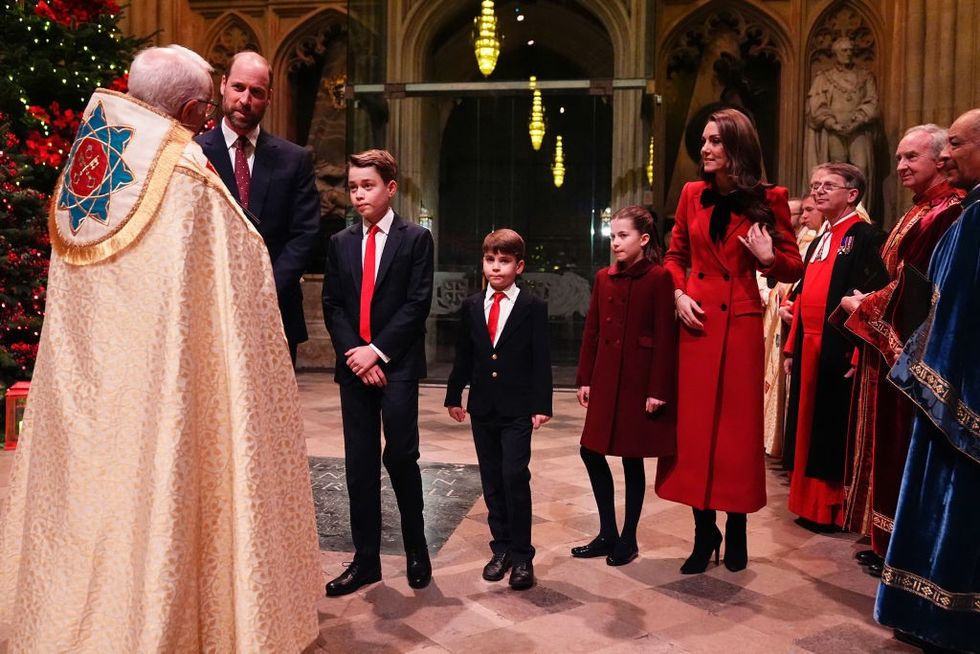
698, 108, 775, 232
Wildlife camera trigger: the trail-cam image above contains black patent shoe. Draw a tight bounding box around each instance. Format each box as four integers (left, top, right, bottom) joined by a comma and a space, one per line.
866, 561, 883, 578
854, 549, 877, 565
509, 560, 535, 590
570, 535, 616, 558
606, 540, 639, 566
482, 553, 512, 581
407, 549, 432, 589
325, 560, 382, 597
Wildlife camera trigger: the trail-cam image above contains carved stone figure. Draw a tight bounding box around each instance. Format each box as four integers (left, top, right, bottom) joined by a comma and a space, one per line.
804, 37, 878, 192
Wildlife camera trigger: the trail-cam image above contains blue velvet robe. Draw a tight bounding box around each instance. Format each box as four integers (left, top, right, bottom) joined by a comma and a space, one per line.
874, 185, 980, 652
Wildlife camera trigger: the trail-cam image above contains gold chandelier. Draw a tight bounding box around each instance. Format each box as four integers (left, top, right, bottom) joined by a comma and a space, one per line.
551, 135, 565, 188
472, 0, 500, 77
528, 76, 546, 151
646, 135, 655, 187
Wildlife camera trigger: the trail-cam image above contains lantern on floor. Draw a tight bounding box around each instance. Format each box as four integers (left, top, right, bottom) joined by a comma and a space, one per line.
528, 76, 546, 151
4, 381, 30, 451
472, 0, 500, 77
551, 135, 565, 188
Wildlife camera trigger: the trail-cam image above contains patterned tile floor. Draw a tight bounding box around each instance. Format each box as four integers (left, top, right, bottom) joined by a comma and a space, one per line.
0, 372, 915, 653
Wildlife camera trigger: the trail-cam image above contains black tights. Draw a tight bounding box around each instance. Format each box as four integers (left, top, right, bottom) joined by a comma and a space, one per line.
580, 446, 645, 545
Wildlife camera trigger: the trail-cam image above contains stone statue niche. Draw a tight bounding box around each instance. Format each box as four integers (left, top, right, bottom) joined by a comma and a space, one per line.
662, 8, 782, 213
803, 8, 882, 215
287, 23, 350, 272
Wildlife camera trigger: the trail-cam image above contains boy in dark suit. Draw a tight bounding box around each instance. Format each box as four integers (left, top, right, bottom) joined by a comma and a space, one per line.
445, 229, 553, 590
322, 150, 434, 596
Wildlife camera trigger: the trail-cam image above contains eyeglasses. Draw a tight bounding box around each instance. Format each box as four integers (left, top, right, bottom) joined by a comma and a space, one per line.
195, 98, 219, 117
809, 182, 851, 193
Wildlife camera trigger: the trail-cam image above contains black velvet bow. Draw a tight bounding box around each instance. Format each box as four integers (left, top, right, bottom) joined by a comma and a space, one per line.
700, 186, 749, 243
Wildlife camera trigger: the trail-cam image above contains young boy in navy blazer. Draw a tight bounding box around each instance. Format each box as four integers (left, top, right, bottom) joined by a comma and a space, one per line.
322, 149, 434, 597
445, 229, 553, 590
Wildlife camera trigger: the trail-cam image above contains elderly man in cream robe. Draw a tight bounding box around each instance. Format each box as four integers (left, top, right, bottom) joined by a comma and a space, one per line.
0, 46, 321, 652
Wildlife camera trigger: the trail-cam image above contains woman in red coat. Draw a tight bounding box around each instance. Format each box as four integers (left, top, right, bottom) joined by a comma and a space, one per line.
654, 108, 803, 573
572, 206, 678, 566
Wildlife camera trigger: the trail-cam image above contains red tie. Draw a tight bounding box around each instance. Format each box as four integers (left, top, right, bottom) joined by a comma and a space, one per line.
359, 224, 380, 342
234, 136, 251, 209
487, 291, 506, 344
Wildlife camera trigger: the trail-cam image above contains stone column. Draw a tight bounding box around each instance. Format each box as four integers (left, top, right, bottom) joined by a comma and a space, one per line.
611, 87, 646, 210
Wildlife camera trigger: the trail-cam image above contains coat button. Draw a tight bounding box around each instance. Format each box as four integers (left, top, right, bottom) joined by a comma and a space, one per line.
723, 274, 730, 281
697, 272, 705, 279
491, 354, 498, 360
721, 303, 728, 311
491, 371, 498, 378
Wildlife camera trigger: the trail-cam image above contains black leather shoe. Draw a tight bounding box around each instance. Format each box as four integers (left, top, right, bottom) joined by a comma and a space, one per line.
509, 559, 534, 590
866, 561, 883, 578
606, 540, 639, 566
407, 549, 432, 589
570, 535, 616, 558
855, 549, 882, 566
482, 553, 512, 581
325, 561, 382, 597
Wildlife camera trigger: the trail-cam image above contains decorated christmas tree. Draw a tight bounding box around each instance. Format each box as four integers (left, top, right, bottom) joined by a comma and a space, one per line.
0, 0, 146, 400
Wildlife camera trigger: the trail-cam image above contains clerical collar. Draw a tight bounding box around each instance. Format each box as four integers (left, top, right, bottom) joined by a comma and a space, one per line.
912, 179, 954, 205
829, 210, 858, 229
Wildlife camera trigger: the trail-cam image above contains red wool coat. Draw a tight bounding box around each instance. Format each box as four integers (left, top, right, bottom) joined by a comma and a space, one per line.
576, 259, 678, 458
654, 181, 803, 512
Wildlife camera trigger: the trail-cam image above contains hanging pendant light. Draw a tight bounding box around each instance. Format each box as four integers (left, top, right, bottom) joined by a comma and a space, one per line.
472, 0, 500, 77
551, 135, 565, 188
646, 135, 655, 187
528, 76, 546, 151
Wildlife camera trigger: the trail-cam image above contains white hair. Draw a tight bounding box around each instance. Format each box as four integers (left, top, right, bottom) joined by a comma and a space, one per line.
902, 123, 948, 159
128, 45, 214, 118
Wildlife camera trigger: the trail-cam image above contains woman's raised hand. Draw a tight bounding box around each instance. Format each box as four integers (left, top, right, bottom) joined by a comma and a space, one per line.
738, 222, 775, 266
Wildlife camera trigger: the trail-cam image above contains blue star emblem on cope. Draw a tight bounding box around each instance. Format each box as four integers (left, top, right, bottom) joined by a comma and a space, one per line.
57, 102, 136, 233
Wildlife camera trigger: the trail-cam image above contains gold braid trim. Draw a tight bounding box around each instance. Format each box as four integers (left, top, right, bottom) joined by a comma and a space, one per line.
871, 511, 894, 533
881, 564, 980, 612
50, 126, 192, 266
909, 361, 952, 403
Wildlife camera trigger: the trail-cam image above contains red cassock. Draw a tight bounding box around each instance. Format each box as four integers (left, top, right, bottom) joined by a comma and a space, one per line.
840, 181, 963, 552
655, 181, 803, 512
576, 259, 678, 458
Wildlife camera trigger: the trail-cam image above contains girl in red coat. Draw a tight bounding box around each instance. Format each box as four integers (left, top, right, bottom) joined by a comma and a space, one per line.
655, 108, 803, 573
571, 206, 678, 566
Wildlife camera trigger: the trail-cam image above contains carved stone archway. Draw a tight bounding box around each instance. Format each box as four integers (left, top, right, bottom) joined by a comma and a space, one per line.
203, 12, 262, 75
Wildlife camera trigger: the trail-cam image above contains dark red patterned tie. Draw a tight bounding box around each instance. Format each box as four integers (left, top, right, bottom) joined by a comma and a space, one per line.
487, 291, 506, 344
359, 224, 380, 342
234, 135, 251, 209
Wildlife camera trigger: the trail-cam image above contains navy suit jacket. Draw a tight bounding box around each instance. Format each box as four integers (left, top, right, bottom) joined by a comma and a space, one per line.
195, 127, 320, 345
322, 213, 434, 384
445, 290, 553, 418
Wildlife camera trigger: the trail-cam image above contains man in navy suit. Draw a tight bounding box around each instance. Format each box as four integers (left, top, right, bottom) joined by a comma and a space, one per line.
322, 149, 434, 596
195, 51, 319, 364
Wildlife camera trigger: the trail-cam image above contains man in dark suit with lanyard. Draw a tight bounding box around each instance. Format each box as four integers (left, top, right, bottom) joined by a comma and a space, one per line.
196, 51, 319, 364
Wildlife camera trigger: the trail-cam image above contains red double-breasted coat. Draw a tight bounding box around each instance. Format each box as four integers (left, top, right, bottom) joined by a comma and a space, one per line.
576, 259, 678, 458
654, 181, 803, 512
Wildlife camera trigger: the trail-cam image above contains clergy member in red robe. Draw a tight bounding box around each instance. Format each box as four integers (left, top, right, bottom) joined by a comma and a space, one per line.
783, 163, 887, 528
836, 125, 963, 565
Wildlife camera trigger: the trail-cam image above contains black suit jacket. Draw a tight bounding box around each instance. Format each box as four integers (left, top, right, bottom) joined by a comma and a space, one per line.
445, 290, 553, 418
322, 213, 434, 384
195, 127, 320, 345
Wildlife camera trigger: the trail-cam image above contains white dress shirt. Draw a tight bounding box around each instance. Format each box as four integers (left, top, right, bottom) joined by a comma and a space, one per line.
484, 282, 520, 347
221, 119, 260, 173
811, 211, 856, 263
362, 208, 395, 361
